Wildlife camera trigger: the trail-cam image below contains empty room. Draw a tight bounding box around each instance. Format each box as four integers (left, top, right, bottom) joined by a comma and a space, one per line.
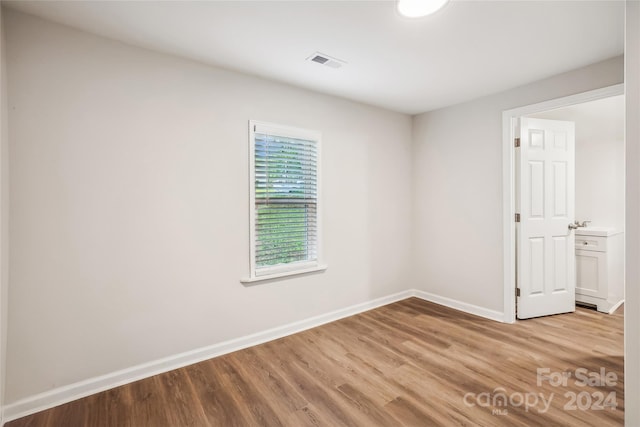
0, 0, 639, 426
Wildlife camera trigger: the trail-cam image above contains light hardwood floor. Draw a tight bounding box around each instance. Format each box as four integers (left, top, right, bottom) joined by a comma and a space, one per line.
6, 298, 624, 426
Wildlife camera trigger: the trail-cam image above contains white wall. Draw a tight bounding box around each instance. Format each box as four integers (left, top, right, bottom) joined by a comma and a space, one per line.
529, 96, 625, 232
412, 56, 624, 312
3, 10, 413, 403
0, 4, 8, 420
625, 1, 640, 426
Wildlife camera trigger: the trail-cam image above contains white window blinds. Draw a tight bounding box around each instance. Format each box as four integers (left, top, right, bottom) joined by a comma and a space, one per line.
250, 122, 320, 277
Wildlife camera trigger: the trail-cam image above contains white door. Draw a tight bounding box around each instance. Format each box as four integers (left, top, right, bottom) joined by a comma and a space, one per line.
517, 118, 576, 319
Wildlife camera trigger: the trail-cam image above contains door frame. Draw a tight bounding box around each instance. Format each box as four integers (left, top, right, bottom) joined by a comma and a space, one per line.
502, 83, 624, 323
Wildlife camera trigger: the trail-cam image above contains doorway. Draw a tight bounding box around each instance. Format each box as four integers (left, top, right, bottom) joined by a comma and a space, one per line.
525, 96, 625, 317
502, 83, 624, 323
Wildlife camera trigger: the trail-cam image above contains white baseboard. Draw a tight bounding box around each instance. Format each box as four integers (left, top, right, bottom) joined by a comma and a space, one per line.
413, 290, 505, 323
608, 299, 625, 314
2, 289, 414, 423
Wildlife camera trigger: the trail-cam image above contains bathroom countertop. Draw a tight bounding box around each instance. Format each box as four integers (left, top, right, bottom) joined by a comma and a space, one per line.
575, 226, 623, 237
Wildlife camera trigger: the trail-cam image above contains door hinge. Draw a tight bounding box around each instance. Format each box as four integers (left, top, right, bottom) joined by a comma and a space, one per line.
516, 288, 520, 297
514, 137, 521, 147
515, 213, 521, 222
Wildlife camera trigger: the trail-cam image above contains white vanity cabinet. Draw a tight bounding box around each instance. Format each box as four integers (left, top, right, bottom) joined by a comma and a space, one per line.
575, 227, 624, 314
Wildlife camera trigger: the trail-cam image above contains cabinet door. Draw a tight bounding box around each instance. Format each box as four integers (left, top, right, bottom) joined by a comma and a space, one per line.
575, 249, 607, 299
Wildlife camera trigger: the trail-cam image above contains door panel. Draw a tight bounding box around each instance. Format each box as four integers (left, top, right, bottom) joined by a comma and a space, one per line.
517, 118, 576, 319
552, 236, 568, 292
529, 237, 544, 295
529, 161, 544, 218
553, 162, 567, 216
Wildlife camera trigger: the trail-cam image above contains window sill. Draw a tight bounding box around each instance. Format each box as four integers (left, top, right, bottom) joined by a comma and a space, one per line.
241, 264, 328, 284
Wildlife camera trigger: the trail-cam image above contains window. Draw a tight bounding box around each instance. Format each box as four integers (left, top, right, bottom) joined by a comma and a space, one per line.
244, 121, 325, 281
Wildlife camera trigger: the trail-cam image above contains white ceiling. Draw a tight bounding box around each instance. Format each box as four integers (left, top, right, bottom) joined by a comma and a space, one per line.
4, 0, 625, 115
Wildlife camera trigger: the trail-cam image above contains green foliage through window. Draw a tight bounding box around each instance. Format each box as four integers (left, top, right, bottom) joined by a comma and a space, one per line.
254, 133, 318, 268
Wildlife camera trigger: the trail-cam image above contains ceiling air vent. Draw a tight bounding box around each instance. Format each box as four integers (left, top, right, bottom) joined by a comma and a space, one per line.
306, 52, 346, 69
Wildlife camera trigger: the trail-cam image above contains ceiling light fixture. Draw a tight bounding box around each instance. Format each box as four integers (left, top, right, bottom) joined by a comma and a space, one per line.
397, 0, 449, 18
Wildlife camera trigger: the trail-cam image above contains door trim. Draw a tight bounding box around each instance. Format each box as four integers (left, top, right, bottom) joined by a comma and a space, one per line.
502, 83, 624, 323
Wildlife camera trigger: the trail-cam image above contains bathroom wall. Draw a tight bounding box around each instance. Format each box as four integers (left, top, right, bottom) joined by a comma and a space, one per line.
529, 95, 625, 232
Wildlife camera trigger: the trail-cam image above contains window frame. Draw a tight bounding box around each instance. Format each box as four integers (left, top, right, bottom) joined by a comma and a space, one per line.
243, 120, 326, 283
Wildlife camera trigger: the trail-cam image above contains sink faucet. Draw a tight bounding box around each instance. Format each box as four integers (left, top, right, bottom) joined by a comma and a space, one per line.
569, 220, 592, 230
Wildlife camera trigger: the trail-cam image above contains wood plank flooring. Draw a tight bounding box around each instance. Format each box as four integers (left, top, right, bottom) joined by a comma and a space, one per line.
7, 298, 624, 426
